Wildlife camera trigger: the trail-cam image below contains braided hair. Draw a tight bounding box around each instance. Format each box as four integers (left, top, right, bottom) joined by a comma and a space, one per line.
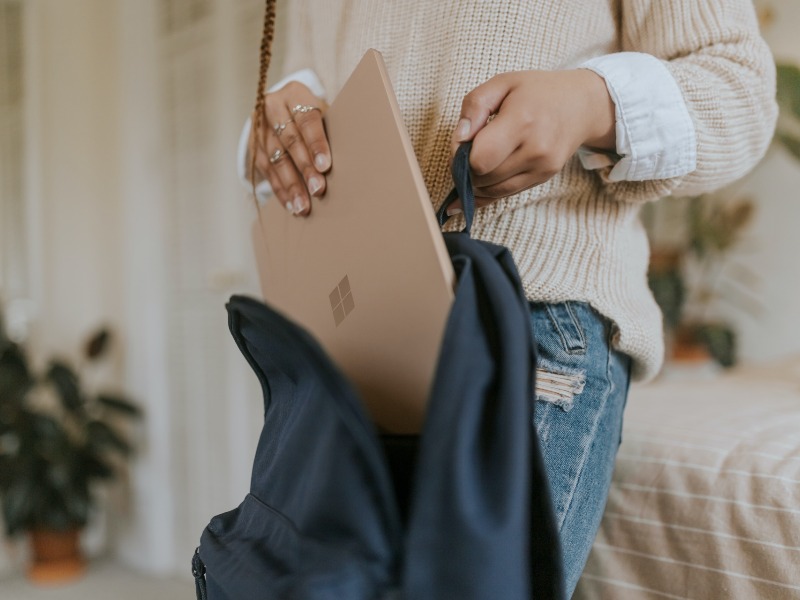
250, 0, 277, 200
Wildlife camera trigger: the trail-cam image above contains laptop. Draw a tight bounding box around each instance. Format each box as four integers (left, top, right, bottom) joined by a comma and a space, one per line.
251, 49, 456, 434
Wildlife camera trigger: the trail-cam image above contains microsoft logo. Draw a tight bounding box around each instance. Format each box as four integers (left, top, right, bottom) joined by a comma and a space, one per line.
329, 275, 355, 327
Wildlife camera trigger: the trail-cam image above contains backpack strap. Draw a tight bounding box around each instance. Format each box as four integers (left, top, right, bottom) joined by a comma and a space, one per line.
437, 141, 476, 235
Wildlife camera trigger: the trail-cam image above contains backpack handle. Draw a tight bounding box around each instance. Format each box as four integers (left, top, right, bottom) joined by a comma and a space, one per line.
437, 141, 475, 235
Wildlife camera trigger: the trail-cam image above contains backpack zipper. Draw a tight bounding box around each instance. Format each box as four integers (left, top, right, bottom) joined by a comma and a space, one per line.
192, 546, 208, 600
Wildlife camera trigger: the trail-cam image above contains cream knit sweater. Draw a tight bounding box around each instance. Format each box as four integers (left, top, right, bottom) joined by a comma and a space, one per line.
279, 0, 777, 381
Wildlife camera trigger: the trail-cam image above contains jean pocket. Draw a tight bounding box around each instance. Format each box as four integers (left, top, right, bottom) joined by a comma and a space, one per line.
544, 302, 587, 355
531, 302, 594, 412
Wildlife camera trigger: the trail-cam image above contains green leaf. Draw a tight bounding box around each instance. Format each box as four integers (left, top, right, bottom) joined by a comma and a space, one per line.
36, 490, 75, 531
87, 420, 132, 456
31, 413, 69, 450
46, 462, 73, 491
0, 344, 34, 409
80, 452, 115, 480
84, 328, 111, 361
697, 324, 737, 368
776, 132, 800, 162
45, 361, 83, 413
648, 270, 685, 330
776, 63, 800, 119
0, 311, 8, 350
97, 394, 142, 418
686, 197, 709, 259
0, 344, 30, 379
62, 481, 91, 526
1, 481, 36, 535
0, 453, 21, 488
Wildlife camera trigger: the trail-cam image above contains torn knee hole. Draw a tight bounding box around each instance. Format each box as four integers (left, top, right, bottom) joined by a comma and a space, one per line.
535, 368, 586, 411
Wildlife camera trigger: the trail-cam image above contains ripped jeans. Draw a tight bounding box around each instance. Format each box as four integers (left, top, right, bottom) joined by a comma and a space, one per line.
529, 301, 632, 598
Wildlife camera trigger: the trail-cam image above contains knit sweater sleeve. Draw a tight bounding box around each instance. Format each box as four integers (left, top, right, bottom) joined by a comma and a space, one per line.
278, 0, 312, 77
601, 0, 777, 203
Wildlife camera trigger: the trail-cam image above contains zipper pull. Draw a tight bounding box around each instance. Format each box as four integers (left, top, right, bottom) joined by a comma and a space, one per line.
192, 546, 208, 600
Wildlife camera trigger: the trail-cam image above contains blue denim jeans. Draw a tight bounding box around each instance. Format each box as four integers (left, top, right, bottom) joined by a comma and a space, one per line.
529, 301, 632, 598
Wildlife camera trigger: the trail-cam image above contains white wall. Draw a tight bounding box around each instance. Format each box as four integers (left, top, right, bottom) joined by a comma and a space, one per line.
113, 0, 283, 576
27, 0, 124, 355
112, 0, 291, 577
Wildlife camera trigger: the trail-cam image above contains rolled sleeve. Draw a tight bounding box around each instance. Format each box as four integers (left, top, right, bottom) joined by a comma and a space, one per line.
579, 52, 697, 182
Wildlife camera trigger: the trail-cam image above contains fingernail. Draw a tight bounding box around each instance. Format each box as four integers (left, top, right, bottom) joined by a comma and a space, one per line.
446, 207, 463, 217
285, 201, 294, 213
308, 176, 322, 196
455, 118, 471, 141
293, 196, 304, 215
314, 153, 330, 171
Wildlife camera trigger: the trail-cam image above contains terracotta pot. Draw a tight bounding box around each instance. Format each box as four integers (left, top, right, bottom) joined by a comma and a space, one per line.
649, 248, 683, 274
671, 339, 712, 363
670, 325, 712, 364
27, 528, 86, 584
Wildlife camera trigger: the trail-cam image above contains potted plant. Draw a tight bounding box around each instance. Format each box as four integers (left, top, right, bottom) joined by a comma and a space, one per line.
645, 56, 800, 369
646, 195, 758, 368
0, 310, 142, 584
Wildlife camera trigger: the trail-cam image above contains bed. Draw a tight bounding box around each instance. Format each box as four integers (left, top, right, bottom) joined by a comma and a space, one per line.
574, 357, 800, 600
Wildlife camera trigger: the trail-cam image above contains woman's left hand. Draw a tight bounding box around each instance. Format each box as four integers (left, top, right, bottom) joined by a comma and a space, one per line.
448, 69, 616, 211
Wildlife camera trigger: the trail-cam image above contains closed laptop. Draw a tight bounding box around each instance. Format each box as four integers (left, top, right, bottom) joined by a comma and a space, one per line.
252, 49, 455, 434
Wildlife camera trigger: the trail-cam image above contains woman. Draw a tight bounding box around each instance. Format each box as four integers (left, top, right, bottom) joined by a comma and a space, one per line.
239, 1, 777, 595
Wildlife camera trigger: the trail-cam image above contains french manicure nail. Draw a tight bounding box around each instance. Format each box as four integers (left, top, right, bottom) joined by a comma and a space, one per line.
308, 176, 322, 196
455, 118, 471, 141
446, 207, 463, 217
293, 196, 304, 214
314, 153, 330, 171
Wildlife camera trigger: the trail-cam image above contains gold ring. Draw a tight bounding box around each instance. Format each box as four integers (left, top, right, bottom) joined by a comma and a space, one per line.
268, 149, 285, 164
290, 104, 321, 116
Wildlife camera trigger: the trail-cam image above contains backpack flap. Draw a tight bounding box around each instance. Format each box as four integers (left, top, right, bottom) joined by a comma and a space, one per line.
198, 296, 403, 599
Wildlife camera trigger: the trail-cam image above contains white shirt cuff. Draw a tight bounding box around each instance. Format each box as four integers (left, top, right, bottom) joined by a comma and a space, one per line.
578, 52, 697, 182
237, 68, 327, 204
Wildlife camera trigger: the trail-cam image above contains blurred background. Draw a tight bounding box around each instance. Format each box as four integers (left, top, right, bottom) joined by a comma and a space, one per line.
0, 0, 798, 597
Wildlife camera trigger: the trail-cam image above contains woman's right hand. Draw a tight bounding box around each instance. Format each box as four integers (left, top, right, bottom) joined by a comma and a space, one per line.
249, 81, 331, 216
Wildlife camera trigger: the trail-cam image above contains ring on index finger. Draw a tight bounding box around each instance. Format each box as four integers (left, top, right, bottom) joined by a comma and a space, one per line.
290, 104, 321, 116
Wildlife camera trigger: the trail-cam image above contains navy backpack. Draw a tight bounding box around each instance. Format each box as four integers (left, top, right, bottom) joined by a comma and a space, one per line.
192, 143, 564, 600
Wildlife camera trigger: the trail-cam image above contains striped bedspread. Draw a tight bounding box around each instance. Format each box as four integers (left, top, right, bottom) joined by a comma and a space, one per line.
574, 359, 800, 600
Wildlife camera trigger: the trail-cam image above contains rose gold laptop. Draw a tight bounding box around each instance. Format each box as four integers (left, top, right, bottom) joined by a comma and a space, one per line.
251, 49, 455, 434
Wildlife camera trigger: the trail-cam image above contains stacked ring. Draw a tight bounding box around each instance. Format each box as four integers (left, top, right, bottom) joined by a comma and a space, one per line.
273, 119, 293, 136
269, 149, 285, 164
290, 104, 321, 115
